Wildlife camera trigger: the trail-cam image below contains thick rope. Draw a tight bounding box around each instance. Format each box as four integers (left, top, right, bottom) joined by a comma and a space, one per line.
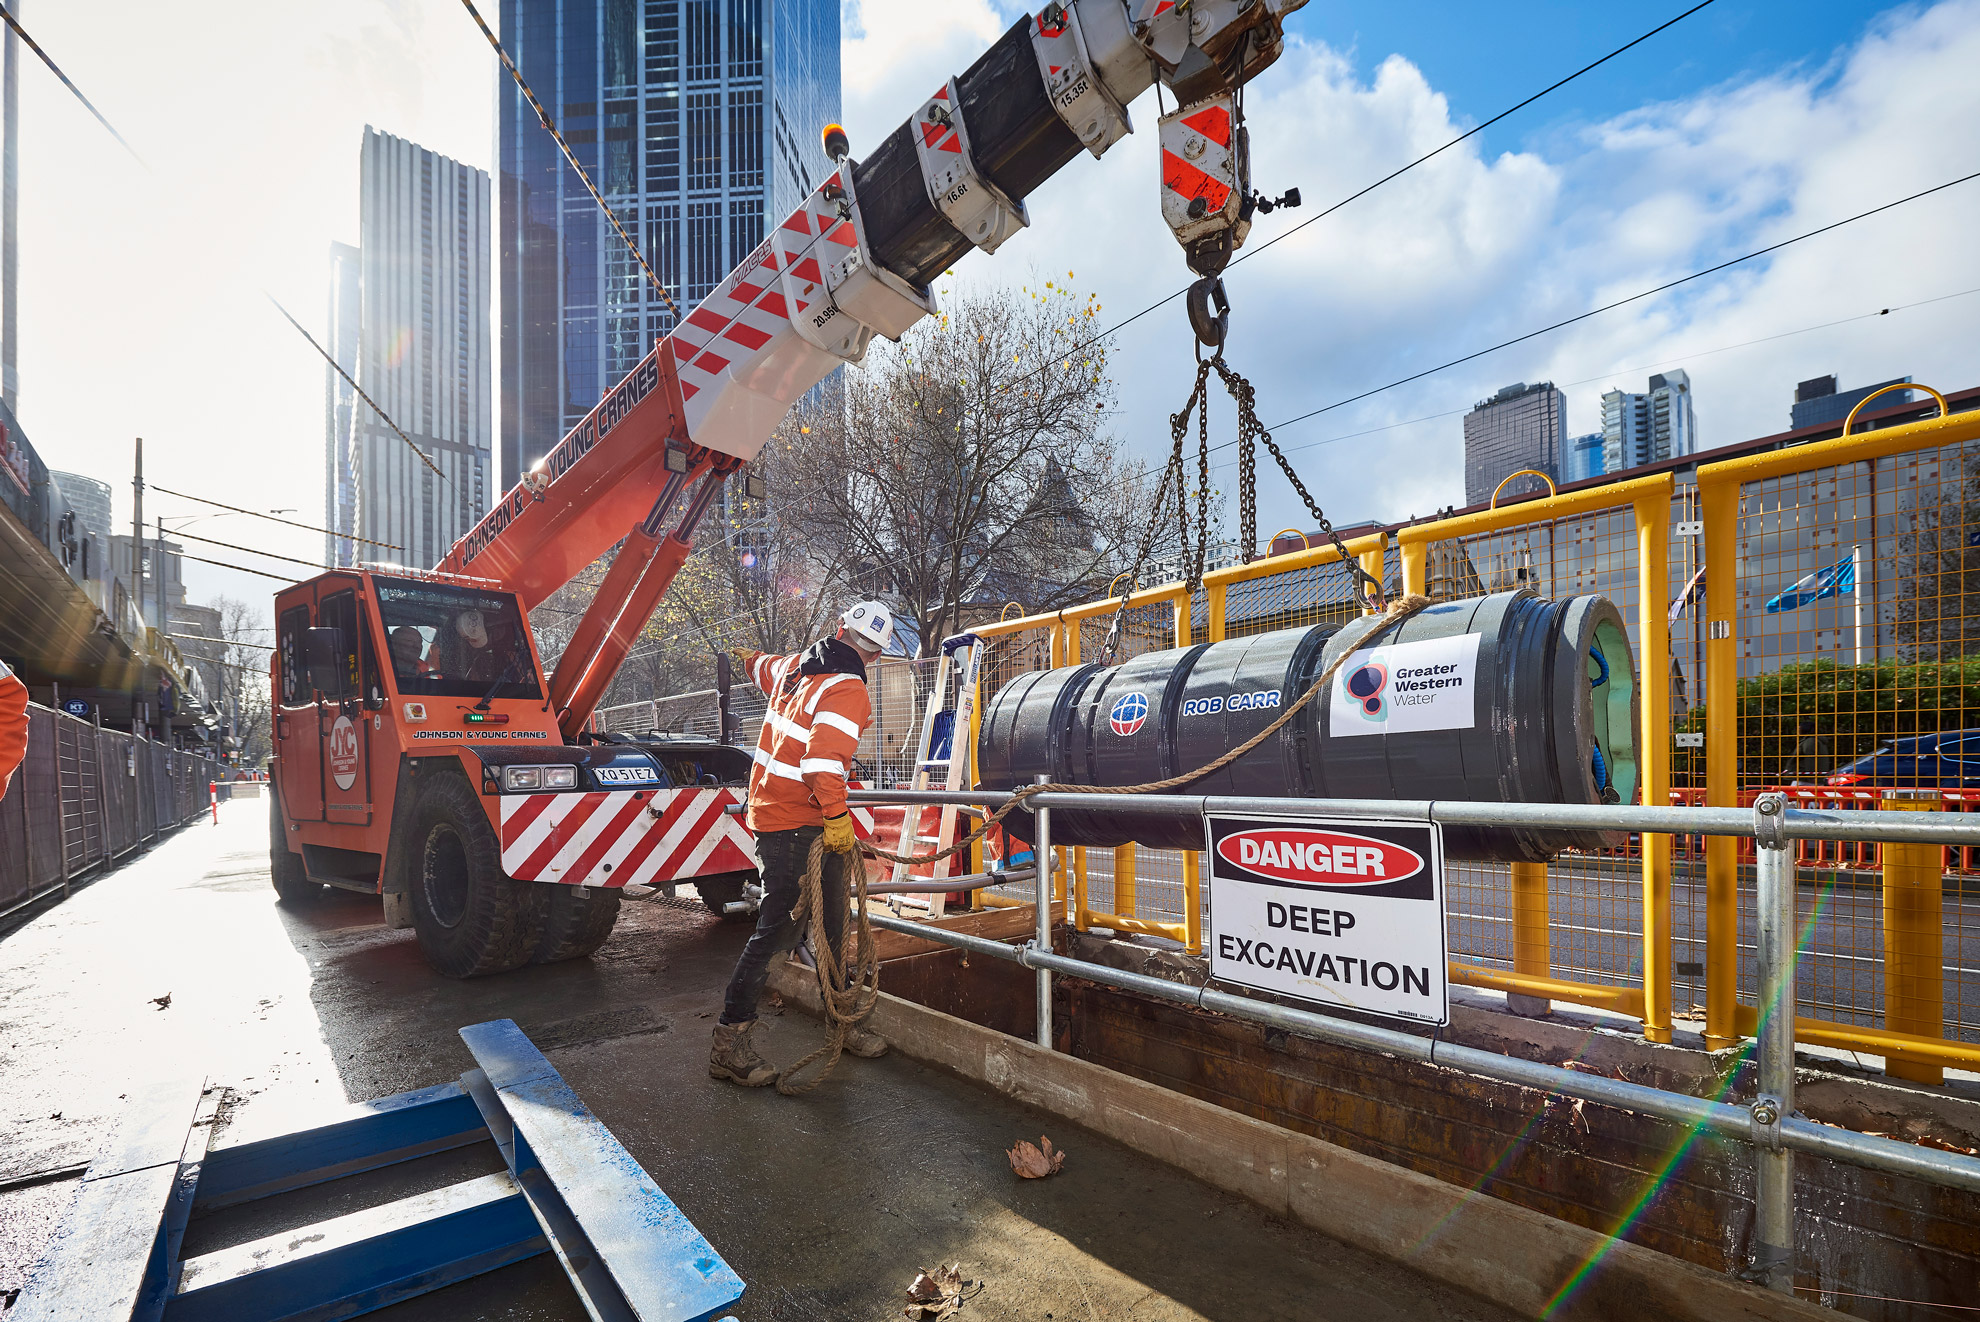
772, 593, 1432, 1095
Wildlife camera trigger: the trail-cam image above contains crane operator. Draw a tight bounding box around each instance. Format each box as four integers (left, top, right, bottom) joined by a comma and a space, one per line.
709, 601, 895, 1087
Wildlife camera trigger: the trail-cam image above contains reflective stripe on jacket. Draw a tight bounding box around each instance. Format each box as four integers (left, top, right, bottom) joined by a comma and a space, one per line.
0, 661, 27, 799
744, 647, 872, 832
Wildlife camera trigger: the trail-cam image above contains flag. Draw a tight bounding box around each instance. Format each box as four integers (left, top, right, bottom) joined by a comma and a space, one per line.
1765, 552, 1855, 613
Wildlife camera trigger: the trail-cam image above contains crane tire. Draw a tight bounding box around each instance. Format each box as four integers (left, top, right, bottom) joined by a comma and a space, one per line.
694, 870, 757, 922
270, 794, 321, 905
529, 886, 623, 964
407, 774, 539, 978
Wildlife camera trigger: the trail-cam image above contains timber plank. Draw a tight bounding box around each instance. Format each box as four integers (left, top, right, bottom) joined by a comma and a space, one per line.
865, 900, 1063, 963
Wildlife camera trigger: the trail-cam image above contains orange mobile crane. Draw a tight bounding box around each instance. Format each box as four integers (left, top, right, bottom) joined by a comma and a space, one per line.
268, 0, 1309, 976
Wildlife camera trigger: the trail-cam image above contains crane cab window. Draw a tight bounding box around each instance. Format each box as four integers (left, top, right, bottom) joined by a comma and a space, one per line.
277, 604, 311, 706
374, 576, 541, 701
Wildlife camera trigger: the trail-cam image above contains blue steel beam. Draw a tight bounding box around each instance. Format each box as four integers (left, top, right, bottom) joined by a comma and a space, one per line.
461, 1019, 746, 1322
164, 1172, 546, 1322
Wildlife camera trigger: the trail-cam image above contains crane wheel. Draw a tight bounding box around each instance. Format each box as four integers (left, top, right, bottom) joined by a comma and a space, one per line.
693, 870, 758, 922
528, 885, 623, 964
407, 774, 540, 978
269, 794, 322, 906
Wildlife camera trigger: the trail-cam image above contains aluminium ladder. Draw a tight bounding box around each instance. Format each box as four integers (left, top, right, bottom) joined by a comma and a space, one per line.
887, 633, 984, 918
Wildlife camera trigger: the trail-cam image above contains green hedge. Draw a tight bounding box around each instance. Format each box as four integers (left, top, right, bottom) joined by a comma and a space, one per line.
1673, 657, 1980, 787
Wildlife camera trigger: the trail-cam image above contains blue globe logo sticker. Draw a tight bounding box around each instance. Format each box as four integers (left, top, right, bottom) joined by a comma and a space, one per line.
1345, 661, 1389, 723
1109, 691, 1150, 737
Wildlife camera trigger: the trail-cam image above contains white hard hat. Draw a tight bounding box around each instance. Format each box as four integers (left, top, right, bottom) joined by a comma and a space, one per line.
840, 600, 895, 653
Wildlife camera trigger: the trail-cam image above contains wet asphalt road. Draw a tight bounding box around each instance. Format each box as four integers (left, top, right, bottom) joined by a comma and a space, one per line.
0, 801, 1520, 1321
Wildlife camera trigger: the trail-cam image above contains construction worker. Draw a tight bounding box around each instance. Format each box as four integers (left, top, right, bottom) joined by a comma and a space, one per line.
0, 659, 25, 799
709, 601, 895, 1086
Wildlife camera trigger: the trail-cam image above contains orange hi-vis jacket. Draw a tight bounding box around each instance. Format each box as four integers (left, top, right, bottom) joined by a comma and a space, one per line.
743, 640, 873, 833
0, 660, 27, 799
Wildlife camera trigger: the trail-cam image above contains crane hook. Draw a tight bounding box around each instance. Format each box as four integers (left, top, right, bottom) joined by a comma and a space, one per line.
1186, 276, 1230, 352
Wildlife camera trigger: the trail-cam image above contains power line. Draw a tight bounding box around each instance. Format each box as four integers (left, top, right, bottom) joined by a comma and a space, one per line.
264, 294, 454, 492
1208, 284, 1980, 474
178, 553, 299, 584
168, 633, 275, 652
161, 527, 326, 571
459, 0, 678, 319
1263, 166, 1980, 434
149, 486, 404, 550
0, 2, 144, 165
988, 0, 1721, 392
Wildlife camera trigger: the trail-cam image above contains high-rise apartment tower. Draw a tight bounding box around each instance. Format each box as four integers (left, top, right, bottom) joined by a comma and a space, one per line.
497, 0, 841, 487
325, 241, 361, 567
1602, 369, 1697, 473
1462, 381, 1565, 508
329, 130, 493, 571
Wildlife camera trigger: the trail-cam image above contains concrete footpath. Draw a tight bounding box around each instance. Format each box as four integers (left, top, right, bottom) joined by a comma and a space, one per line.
0, 801, 1521, 1320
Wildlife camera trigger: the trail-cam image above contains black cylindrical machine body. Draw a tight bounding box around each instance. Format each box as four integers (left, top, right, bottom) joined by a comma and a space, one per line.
976, 591, 1639, 861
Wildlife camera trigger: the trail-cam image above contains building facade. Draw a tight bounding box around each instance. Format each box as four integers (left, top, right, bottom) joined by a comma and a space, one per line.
1602, 368, 1697, 473
1791, 374, 1913, 431
497, 0, 841, 487
1564, 431, 1605, 485
331, 130, 493, 572
1462, 381, 1566, 507
324, 242, 361, 567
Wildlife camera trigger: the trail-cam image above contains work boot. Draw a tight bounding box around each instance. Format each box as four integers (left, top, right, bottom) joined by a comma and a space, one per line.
843, 1022, 889, 1059
709, 1020, 779, 1086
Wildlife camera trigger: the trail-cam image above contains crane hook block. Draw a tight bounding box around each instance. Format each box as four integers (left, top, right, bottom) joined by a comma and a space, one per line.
1187, 276, 1230, 349
978, 590, 1640, 862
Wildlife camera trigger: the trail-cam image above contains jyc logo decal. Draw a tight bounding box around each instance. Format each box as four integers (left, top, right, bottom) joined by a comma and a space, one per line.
328, 714, 361, 792
1108, 691, 1149, 737
1216, 826, 1424, 889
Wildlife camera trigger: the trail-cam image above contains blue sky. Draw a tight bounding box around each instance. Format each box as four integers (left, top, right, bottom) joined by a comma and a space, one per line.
14, 0, 1980, 606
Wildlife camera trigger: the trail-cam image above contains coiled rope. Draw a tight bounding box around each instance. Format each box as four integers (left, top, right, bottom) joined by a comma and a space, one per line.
775, 592, 1433, 1096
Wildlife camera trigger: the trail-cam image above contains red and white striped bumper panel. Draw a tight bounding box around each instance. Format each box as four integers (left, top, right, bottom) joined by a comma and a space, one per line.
498, 788, 758, 887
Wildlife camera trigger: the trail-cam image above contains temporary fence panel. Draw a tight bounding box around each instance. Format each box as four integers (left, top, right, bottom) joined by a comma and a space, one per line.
1394, 475, 1675, 1037
1701, 392, 1980, 1073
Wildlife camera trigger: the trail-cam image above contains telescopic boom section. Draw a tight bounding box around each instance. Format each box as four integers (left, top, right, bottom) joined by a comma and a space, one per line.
434, 0, 1310, 735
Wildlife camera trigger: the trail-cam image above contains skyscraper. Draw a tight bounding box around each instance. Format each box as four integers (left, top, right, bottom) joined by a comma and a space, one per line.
1790, 374, 1913, 431
1462, 382, 1565, 508
332, 129, 493, 572
1602, 368, 1697, 473
1564, 432, 1605, 485
497, 0, 841, 487
325, 241, 360, 567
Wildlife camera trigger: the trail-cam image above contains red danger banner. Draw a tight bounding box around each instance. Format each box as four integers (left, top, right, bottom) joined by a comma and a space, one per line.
1206, 813, 1448, 1026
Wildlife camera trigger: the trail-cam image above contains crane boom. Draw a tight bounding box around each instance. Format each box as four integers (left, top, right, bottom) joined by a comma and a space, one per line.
434, 0, 1310, 735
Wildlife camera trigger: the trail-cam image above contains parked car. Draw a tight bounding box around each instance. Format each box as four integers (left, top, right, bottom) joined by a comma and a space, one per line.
1826, 731, 1980, 788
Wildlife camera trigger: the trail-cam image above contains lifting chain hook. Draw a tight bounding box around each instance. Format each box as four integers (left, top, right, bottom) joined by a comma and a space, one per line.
1187, 275, 1230, 353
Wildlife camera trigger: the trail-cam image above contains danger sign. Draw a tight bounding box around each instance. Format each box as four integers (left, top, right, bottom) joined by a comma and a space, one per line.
328, 714, 361, 792
1206, 813, 1448, 1026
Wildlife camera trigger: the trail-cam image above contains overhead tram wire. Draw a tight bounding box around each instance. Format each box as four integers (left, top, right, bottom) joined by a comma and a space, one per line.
147, 486, 404, 551
458, 0, 678, 318
178, 553, 300, 584
263, 295, 456, 493
987, 0, 1721, 396
1, 7, 455, 506
0, 3, 144, 165
1205, 284, 1980, 474
1259, 166, 1980, 436
159, 528, 328, 572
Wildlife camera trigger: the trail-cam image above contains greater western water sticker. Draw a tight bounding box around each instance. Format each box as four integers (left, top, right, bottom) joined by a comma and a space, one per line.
1205, 813, 1448, 1026
1328, 631, 1481, 737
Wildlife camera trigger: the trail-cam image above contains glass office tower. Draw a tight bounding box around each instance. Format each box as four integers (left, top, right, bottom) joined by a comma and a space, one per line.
497, 0, 841, 488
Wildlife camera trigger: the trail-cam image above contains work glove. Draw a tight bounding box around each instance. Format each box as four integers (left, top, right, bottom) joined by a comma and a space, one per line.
821, 812, 858, 855
728, 646, 763, 671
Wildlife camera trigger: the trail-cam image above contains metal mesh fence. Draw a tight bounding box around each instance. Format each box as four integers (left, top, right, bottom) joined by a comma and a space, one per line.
1732, 436, 1980, 1049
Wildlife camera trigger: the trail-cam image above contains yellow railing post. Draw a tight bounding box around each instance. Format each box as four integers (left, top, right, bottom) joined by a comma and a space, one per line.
1358, 544, 1386, 614
1699, 470, 1741, 1051
1113, 844, 1137, 924
1400, 538, 1427, 598
1509, 860, 1551, 1016
1635, 489, 1674, 1043
1882, 791, 1945, 1086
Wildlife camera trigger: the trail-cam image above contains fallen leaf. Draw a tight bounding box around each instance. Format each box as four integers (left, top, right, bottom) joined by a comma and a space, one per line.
1007, 1136, 1065, 1179
151, 994, 172, 1011
903, 1263, 975, 1319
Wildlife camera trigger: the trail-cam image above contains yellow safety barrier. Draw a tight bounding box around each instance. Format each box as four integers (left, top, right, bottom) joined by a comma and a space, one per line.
1698, 392, 1980, 1067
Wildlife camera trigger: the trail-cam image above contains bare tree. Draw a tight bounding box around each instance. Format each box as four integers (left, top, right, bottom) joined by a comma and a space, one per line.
775, 278, 1163, 656
180, 595, 273, 767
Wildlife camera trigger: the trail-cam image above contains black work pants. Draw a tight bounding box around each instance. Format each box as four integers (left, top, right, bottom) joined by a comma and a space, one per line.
719, 825, 849, 1025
